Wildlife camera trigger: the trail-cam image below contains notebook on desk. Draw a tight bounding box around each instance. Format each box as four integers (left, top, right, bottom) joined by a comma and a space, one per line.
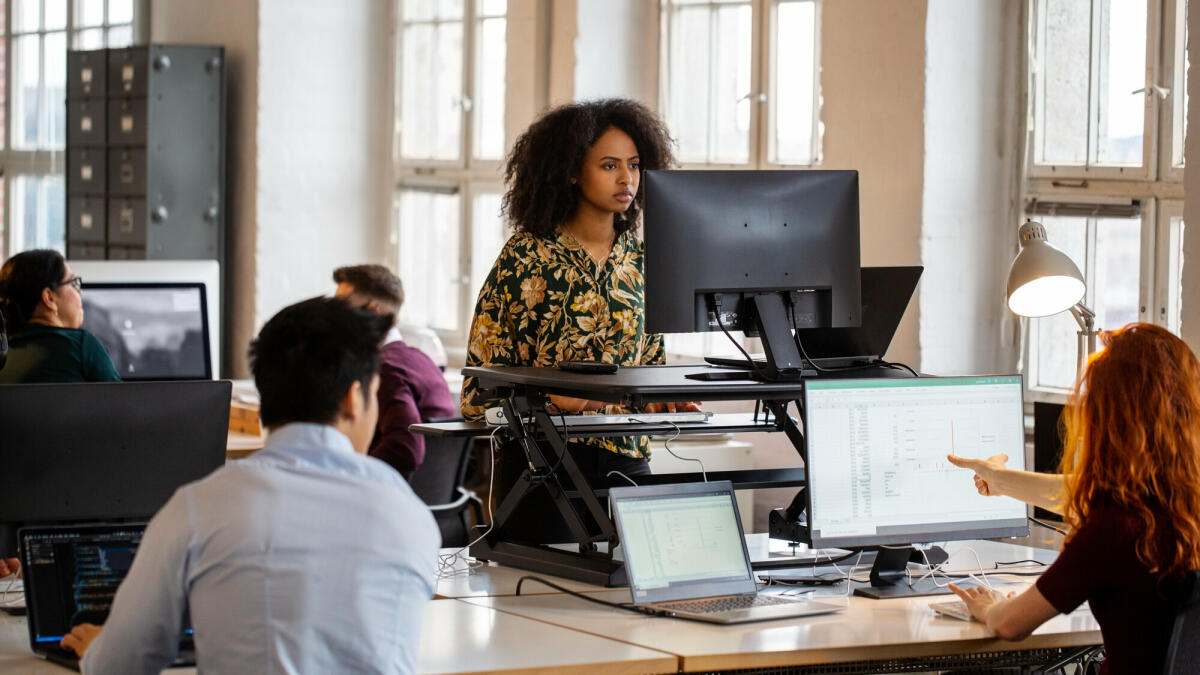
20, 523, 195, 671
609, 481, 843, 624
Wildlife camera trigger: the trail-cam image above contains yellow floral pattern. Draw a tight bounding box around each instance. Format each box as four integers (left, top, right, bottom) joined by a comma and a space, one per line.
461, 228, 666, 458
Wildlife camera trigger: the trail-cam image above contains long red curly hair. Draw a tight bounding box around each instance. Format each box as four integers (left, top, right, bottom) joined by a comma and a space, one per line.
1059, 322, 1200, 579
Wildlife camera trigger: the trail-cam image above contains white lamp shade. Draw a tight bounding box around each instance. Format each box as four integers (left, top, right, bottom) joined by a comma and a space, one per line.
1005, 222, 1086, 317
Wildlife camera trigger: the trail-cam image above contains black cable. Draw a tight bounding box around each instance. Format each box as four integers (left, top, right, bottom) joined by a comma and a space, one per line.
994, 559, 1048, 568
711, 295, 772, 380
880, 361, 919, 377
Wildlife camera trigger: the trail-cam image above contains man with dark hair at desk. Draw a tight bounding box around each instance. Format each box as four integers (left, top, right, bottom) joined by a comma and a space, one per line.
59, 297, 440, 675
334, 264, 456, 478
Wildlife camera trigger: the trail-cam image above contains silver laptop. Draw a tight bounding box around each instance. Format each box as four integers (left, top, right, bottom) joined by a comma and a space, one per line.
610, 481, 843, 624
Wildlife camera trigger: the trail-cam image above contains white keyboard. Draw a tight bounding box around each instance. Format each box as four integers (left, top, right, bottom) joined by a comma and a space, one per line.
929, 600, 973, 621
485, 408, 711, 427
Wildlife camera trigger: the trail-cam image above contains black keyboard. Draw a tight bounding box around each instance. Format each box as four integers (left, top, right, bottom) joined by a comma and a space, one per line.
655, 594, 801, 614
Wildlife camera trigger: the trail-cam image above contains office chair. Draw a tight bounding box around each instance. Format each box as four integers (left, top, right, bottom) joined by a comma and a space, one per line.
407, 418, 483, 547
1164, 569, 1200, 674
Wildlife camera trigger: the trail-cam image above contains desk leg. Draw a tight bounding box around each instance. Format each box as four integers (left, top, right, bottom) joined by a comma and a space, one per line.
469, 394, 624, 586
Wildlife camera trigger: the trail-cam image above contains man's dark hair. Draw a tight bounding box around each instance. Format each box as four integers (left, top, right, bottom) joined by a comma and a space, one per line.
333, 264, 404, 308
503, 98, 676, 239
0, 249, 67, 332
249, 297, 392, 427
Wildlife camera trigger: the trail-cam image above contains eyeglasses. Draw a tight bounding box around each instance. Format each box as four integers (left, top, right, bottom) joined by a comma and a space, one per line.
54, 275, 83, 292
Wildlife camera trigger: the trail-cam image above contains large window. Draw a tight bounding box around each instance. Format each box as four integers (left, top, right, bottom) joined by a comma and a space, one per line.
660, 0, 820, 168
1023, 0, 1185, 395
0, 0, 140, 258
393, 0, 507, 343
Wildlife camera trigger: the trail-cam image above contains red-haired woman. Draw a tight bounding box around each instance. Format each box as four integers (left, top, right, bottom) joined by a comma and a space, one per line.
949, 323, 1200, 673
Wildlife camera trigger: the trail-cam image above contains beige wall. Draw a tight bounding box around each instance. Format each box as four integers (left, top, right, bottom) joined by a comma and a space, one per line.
820, 0, 927, 368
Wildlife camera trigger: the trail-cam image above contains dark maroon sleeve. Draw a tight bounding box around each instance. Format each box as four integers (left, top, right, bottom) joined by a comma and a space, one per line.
370, 362, 426, 478
1035, 507, 1131, 614
369, 345, 456, 478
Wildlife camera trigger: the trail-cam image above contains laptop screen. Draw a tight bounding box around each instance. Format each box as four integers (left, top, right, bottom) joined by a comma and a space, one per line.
610, 481, 756, 604
21, 524, 145, 643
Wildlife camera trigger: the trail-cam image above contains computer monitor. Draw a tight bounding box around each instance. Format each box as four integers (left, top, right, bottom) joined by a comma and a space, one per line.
802, 375, 1029, 598
0, 380, 231, 557
67, 260, 221, 378
644, 170, 862, 381
80, 282, 211, 380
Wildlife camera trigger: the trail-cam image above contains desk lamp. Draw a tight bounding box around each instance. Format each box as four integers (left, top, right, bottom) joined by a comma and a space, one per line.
1006, 219, 1097, 376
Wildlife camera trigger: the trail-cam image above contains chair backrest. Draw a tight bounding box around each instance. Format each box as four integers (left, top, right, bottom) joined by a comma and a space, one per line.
408, 418, 473, 507
1164, 569, 1200, 675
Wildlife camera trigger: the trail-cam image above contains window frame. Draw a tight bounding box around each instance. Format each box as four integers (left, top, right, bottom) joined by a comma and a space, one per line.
1022, 202, 1157, 400
393, 0, 504, 174
391, 0, 507, 353
1159, 0, 1186, 181
1020, 0, 1185, 401
658, 0, 822, 171
1026, 0, 1162, 181
0, 0, 146, 256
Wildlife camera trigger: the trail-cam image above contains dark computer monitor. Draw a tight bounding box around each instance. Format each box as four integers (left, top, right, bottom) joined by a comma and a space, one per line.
80, 282, 212, 380
644, 170, 862, 381
0, 380, 231, 557
802, 375, 1029, 598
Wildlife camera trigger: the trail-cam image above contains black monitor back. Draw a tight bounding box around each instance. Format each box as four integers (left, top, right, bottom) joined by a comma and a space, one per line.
644, 169, 861, 335
0, 381, 230, 542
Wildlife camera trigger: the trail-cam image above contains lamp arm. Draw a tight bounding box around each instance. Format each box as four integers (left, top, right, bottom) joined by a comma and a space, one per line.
1068, 303, 1099, 369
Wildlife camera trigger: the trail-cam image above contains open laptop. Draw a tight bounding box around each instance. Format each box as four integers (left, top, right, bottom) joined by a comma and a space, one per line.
609, 481, 843, 624
19, 523, 195, 670
707, 265, 923, 369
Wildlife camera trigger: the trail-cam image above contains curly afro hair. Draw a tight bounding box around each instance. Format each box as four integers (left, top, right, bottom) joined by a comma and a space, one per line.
502, 98, 676, 239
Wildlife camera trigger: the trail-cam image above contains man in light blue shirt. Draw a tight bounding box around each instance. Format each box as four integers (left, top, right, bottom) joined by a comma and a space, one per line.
60, 297, 440, 675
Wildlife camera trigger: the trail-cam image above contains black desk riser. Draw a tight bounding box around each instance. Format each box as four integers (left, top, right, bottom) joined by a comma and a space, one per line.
413, 363, 909, 586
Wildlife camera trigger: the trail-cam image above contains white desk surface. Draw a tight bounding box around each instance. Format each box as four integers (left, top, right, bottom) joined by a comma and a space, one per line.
435, 550, 611, 599
1, 601, 679, 675
418, 599, 676, 674
455, 539, 1095, 672
463, 588, 1100, 672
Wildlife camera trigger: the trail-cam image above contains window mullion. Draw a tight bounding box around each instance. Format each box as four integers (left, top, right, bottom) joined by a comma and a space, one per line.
462, 0, 476, 169
749, 0, 766, 169
1086, 0, 1100, 168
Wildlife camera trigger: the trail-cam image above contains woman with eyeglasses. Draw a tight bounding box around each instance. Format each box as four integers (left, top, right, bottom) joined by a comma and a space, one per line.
0, 249, 119, 383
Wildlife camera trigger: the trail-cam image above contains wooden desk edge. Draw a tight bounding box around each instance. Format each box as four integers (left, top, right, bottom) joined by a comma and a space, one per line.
678, 630, 1105, 672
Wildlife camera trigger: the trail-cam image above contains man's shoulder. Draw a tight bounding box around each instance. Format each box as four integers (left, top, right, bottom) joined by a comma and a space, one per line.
380, 342, 445, 380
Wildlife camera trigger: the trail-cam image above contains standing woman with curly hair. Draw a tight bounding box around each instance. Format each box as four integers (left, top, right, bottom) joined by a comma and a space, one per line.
461, 99, 697, 540
949, 323, 1200, 673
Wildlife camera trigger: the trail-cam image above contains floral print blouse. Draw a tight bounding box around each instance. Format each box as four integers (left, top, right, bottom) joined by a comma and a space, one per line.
461, 228, 666, 459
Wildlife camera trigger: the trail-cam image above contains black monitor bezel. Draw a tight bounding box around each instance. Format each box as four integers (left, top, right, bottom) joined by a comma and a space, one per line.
801, 375, 1030, 549
80, 281, 212, 381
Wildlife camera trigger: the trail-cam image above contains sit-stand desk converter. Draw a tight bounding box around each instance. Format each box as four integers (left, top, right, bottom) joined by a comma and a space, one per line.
413, 363, 910, 587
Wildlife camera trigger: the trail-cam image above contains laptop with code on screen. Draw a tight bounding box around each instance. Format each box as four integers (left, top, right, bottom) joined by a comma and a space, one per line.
19, 523, 194, 671
609, 481, 843, 624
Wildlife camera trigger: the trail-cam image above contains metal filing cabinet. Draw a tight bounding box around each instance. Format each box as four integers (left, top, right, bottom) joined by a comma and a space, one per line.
65, 44, 226, 263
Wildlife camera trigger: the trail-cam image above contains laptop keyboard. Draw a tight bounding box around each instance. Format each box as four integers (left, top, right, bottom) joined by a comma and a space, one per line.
656, 593, 801, 615
929, 600, 973, 621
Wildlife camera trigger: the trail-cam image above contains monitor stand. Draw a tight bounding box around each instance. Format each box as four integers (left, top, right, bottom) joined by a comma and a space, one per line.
852, 544, 956, 599
687, 292, 817, 382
